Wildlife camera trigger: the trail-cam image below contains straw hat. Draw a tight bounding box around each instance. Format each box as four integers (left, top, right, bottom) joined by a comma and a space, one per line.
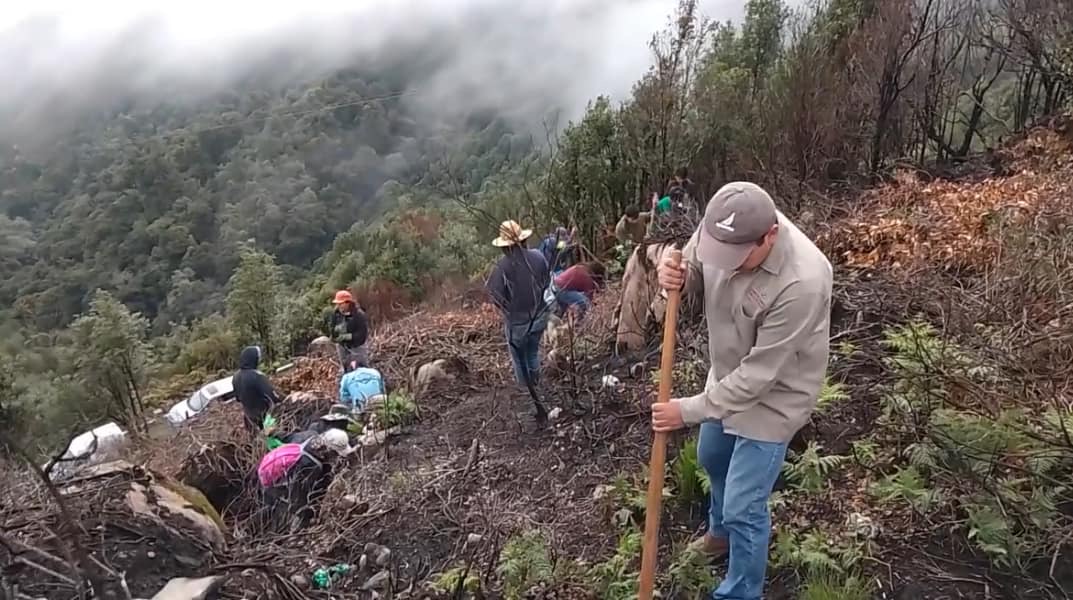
491, 220, 533, 247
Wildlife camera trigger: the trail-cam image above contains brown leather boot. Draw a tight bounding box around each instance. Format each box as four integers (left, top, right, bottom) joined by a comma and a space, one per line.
688, 532, 729, 560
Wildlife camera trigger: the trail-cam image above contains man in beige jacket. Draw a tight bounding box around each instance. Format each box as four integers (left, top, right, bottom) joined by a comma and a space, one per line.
652, 182, 832, 600
614, 205, 652, 244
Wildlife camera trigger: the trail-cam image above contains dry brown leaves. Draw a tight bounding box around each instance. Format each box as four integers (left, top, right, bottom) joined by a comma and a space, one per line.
819, 159, 1072, 274
274, 356, 340, 399
1003, 116, 1073, 173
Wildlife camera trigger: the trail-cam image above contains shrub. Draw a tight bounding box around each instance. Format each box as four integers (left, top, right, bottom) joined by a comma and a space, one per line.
375, 390, 418, 429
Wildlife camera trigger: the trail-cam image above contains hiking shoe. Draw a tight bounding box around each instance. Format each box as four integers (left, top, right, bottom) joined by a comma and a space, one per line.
688, 533, 729, 560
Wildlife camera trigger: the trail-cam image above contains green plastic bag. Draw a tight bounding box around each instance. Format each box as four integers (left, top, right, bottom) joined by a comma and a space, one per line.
263, 414, 282, 450
312, 563, 352, 589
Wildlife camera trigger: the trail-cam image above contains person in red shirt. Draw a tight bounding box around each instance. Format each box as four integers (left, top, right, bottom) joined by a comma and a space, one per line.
553, 262, 606, 321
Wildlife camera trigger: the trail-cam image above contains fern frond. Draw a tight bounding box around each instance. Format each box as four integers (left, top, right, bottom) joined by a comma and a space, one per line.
871, 466, 942, 514
497, 530, 553, 600
800, 569, 873, 600
785, 441, 848, 493
816, 375, 850, 414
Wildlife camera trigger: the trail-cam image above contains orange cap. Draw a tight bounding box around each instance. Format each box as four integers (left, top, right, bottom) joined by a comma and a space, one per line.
333, 290, 354, 305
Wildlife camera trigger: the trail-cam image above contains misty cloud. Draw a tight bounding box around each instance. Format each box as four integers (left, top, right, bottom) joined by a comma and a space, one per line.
0, 0, 759, 142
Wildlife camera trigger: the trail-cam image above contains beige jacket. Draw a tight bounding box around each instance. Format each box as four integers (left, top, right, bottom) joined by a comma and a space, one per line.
615, 212, 652, 244
677, 212, 833, 443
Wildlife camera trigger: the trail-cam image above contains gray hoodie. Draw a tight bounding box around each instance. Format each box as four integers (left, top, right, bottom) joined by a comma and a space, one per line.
485, 247, 551, 325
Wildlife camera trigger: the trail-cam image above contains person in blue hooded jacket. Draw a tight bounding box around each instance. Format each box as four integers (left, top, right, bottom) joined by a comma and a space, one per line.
339, 360, 388, 412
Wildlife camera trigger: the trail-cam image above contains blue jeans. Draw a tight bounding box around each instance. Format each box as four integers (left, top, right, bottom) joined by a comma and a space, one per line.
698, 422, 788, 600
505, 317, 547, 386
556, 290, 590, 321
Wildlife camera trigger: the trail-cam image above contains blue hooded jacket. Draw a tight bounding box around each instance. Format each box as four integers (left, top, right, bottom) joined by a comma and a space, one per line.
340, 367, 385, 410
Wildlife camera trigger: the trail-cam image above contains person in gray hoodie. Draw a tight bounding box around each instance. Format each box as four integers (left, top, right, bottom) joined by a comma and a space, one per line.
485, 220, 552, 412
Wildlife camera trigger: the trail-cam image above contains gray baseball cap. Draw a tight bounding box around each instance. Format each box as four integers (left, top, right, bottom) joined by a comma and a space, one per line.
697, 182, 778, 270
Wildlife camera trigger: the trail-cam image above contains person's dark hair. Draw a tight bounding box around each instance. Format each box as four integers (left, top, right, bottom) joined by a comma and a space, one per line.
347, 356, 370, 371
675, 166, 689, 180
305, 443, 336, 464
625, 206, 640, 219
587, 261, 607, 285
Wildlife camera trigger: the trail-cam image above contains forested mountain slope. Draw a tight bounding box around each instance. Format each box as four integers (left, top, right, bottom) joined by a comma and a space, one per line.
0, 63, 530, 332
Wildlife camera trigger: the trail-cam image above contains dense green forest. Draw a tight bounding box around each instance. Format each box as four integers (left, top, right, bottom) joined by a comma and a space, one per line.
0, 0, 1069, 453
0, 67, 531, 331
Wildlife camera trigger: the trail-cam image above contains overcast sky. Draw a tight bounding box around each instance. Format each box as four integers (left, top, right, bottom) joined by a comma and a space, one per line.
0, 1, 778, 141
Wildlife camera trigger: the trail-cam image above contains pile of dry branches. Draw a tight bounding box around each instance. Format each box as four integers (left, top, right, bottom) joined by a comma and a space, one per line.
369, 304, 508, 392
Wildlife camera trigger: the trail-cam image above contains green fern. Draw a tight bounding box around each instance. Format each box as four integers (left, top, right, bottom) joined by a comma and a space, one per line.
650, 362, 704, 389
871, 466, 943, 514
1025, 450, 1064, 478
1042, 407, 1073, 450
664, 547, 717, 599
784, 441, 848, 493
772, 528, 862, 574
881, 318, 944, 372
673, 437, 708, 507
497, 530, 554, 600
587, 531, 642, 600
431, 566, 481, 594
1025, 485, 1063, 530
835, 340, 858, 360
879, 319, 968, 423
905, 441, 939, 472
966, 502, 1016, 567
815, 375, 850, 414
799, 569, 873, 600
932, 409, 1023, 454
850, 439, 878, 467
927, 409, 1034, 478
609, 473, 648, 515
768, 489, 790, 512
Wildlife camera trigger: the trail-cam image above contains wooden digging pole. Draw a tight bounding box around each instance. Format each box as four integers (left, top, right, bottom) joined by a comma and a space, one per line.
638, 248, 683, 600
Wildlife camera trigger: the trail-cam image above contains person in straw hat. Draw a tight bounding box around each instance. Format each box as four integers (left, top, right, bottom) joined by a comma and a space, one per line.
485, 220, 553, 412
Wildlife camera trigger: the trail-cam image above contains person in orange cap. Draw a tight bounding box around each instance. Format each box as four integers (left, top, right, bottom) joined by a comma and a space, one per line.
325, 289, 370, 369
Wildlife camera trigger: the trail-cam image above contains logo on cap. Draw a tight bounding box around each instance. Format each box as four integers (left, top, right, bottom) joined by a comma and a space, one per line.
716, 212, 736, 232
